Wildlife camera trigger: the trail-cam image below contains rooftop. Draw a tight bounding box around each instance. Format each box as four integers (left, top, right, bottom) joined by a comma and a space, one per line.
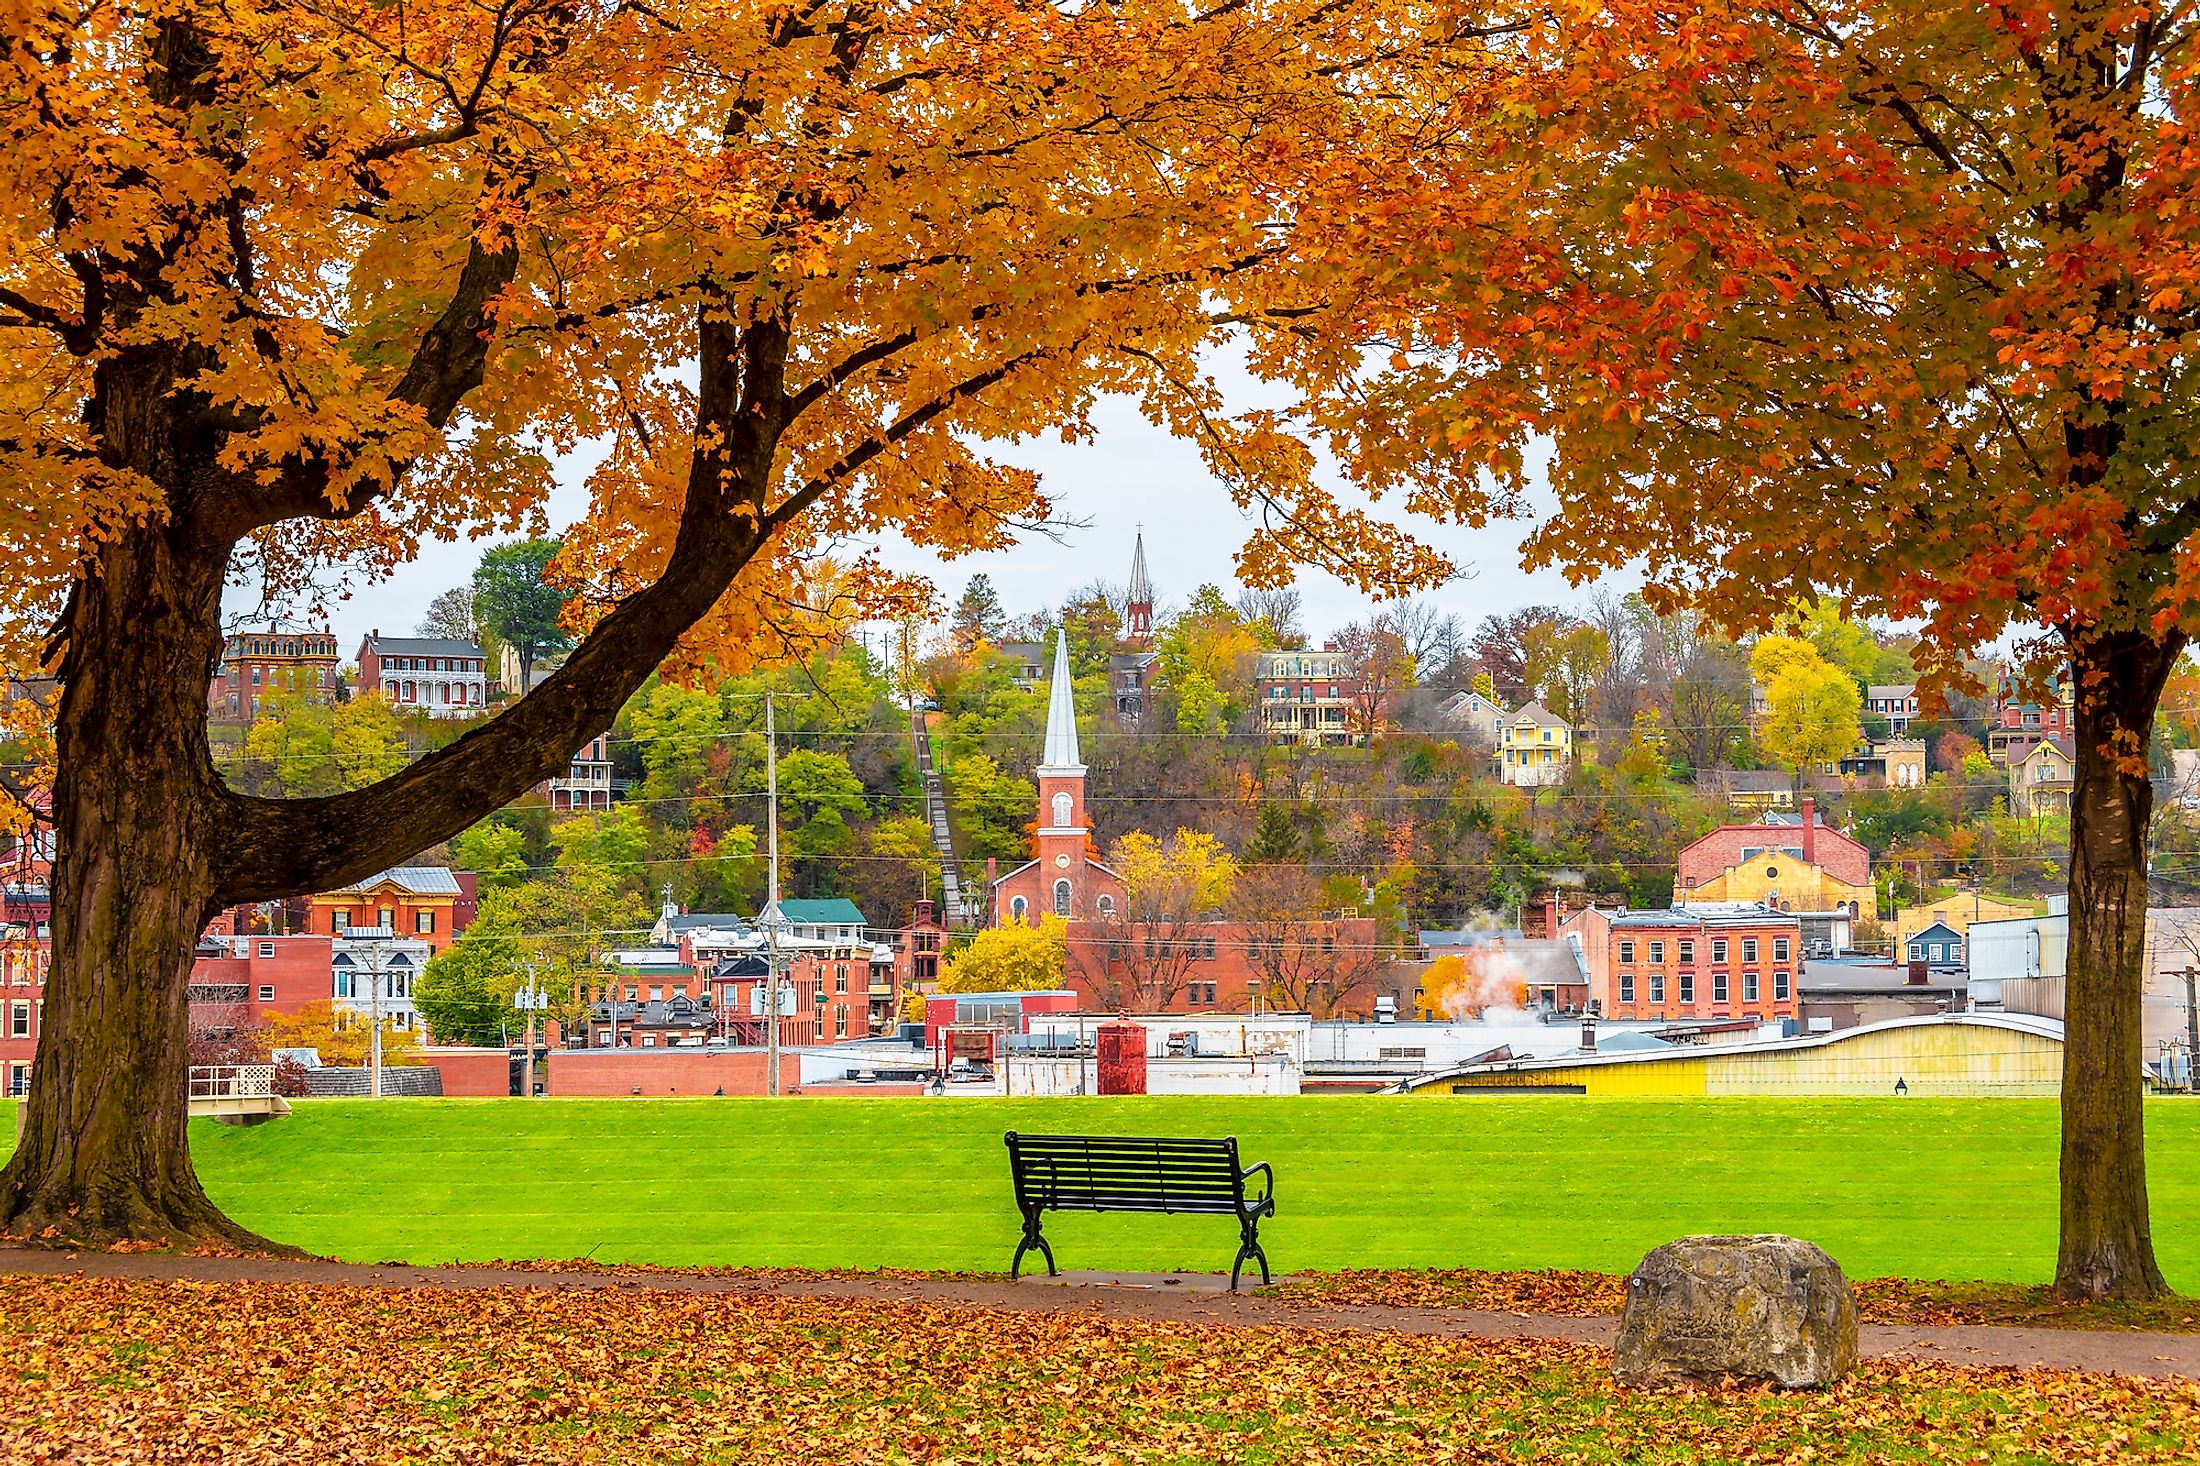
322, 865, 463, 897
361, 634, 485, 658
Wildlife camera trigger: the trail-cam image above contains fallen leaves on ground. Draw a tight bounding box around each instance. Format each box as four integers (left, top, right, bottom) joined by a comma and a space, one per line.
4, 1274, 2198, 1464
1272, 1269, 2200, 1334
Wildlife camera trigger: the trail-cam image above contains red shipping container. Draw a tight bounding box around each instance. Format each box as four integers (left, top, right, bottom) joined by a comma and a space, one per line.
1096, 1022, 1147, 1095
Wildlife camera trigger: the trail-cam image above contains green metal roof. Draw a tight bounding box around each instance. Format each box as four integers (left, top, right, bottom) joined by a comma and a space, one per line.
775, 898, 867, 927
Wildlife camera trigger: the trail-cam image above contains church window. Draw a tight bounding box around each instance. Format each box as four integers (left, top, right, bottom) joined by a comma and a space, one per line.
1053, 879, 1071, 917
1096, 895, 1114, 917
1052, 791, 1073, 827
1010, 895, 1028, 922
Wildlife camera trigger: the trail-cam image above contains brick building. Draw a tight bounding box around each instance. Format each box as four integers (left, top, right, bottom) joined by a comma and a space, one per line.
1566, 905, 1806, 1024
357, 631, 488, 716
208, 626, 340, 725
991, 634, 1381, 1015
1675, 800, 1869, 907
305, 866, 465, 952
1987, 670, 2073, 767
0, 883, 50, 1099
541, 731, 614, 811
1255, 643, 1366, 747
187, 933, 335, 1028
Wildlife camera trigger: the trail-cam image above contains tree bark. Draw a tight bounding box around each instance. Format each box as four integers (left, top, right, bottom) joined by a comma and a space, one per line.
2057, 628, 2179, 1300
0, 510, 267, 1247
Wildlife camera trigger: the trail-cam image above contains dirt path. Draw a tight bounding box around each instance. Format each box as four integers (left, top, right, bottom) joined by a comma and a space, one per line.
6, 1248, 2199, 1380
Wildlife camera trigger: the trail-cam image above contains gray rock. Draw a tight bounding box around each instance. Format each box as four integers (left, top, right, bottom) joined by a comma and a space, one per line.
1611, 1234, 1859, 1389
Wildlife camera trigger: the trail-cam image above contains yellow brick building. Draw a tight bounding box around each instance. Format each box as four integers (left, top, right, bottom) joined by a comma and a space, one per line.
1893, 894, 2040, 952
1403, 1014, 2066, 1097
1686, 850, 1873, 912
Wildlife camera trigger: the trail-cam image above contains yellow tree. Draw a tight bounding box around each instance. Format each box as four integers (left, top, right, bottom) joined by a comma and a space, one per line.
1080, 829, 1237, 1009
1750, 637, 1862, 784
937, 917, 1067, 994
0, 0, 1487, 1246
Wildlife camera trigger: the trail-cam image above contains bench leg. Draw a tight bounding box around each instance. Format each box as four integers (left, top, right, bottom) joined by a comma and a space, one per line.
1011, 1211, 1056, 1280
1231, 1217, 1271, 1291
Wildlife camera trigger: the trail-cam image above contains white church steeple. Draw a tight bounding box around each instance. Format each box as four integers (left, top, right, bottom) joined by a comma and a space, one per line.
1038, 627, 1083, 774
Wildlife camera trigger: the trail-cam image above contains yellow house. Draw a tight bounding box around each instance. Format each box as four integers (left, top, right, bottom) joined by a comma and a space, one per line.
1498, 701, 1573, 787
1687, 851, 1872, 912
1893, 893, 2041, 952
2010, 734, 2076, 818
1403, 1013, 2066, 1097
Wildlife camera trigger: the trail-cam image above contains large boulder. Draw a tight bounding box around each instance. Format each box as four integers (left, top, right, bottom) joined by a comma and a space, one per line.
1611, 1234, 1858, 1389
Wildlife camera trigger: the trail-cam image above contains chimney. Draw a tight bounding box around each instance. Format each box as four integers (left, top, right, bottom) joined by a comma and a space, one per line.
1800, 797, 1817, 866
1579, 1013, 1598, 1053
1543, 890, 1560, 939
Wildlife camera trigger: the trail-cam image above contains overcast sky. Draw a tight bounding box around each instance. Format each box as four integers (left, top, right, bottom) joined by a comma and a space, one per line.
226, 387, 1616, 658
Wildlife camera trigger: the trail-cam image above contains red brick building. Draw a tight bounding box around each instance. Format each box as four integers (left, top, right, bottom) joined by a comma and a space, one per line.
187, 933, 335, 1024
1595, 907, 1805, 1024
208, 625, 339, 725
1, 883, 51, 1099
357, 631, 488, 716
1675, 800, 1869, 890
989, 633, 1381, 1015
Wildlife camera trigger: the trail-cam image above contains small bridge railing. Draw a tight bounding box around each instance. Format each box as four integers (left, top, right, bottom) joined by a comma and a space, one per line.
188, 1064, 275, 1102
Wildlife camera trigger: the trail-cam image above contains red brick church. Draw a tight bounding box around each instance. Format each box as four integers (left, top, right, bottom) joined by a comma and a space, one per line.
990, 630, 1125, 926
989, 631, 1383, 1016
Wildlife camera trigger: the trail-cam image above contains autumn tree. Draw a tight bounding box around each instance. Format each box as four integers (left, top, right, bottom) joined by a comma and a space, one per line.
1078, 830, 1237, 1009
1331, 616, 1411, 739
0, 0, 1483, 1249
1751, 638, 1862, 786
938, 916, 1067, 993
1337, 0, 2200, 1295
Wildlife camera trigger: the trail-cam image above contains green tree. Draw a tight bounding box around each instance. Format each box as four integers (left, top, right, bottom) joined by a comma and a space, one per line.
472, 538, 572, 691
943, 753, 1037, 863
415, 922, 526, 1046
629, 680, 728, 806
949, 575, 1007, 654
1243, 801, 1303, 864
452, 823, 530, 892
775, 749, 867, 824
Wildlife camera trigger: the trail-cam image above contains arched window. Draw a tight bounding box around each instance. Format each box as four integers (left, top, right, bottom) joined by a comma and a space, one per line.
1096, 894, 1115, 917
1053, 879, 1072, 917
1052, 792, 1073, 827
1009, 895, 1028, 923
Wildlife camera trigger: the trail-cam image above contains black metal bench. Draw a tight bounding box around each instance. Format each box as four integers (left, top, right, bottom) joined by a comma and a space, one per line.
1003, 1131, 1276, 1290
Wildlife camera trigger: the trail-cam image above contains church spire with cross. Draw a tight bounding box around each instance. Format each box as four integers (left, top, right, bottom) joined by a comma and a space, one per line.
1126, 527, 1154, 644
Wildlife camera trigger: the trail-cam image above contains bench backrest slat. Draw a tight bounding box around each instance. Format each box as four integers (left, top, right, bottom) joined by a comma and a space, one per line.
1005, 1132, 1248, 1215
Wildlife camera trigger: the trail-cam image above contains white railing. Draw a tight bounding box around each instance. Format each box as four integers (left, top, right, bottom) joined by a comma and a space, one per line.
188, 1064, 274, 1101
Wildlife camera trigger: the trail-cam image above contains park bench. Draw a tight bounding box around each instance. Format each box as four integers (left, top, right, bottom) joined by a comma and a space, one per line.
1002, 1131, 1276, 1290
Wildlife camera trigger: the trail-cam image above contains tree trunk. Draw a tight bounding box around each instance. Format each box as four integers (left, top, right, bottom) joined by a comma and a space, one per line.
0, 511, 273, 1248
2057, 629, 2179, 1300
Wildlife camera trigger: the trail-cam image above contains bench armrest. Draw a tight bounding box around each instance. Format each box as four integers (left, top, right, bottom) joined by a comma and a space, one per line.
1239, 1160, 1275, 1213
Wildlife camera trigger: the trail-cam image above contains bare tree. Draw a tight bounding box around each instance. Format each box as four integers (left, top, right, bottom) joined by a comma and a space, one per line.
1384, 599, 1463, 682
1237, 587, 1306, 649
1229, 863, 1378, 1016
418, 587, 481, 645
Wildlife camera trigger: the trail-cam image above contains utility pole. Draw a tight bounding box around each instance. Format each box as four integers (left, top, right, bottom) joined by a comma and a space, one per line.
2184, 966, 2200, 1094
366, 938, 385, 1099
517, 964, 546, 1098
766, 688, 783, 1097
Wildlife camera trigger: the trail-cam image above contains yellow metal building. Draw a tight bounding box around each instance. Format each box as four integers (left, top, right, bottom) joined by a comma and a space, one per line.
1402, 1014, 2065, 1098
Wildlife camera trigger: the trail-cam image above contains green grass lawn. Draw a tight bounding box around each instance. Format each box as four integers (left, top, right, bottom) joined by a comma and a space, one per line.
6, 1095, 2199, 1284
